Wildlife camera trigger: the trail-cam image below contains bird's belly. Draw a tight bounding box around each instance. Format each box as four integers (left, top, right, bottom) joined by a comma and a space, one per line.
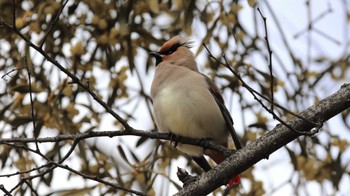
153, 85, 227, 155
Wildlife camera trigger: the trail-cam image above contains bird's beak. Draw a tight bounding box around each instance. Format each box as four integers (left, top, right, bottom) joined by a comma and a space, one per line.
149, 51, 163, 66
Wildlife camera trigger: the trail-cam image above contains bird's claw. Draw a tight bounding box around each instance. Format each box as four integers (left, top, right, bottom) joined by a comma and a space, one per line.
168, 132, 179, 148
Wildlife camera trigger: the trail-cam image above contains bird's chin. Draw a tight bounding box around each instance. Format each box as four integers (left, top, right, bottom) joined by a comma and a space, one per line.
149, 52, 163, 66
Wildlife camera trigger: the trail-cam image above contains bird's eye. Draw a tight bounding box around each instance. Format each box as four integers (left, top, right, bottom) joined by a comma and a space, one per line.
165, 48, 176, 55
163, 42, 183, 55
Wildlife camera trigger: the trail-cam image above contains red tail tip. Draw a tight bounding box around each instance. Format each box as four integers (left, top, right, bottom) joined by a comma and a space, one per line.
228, 175, 240, 186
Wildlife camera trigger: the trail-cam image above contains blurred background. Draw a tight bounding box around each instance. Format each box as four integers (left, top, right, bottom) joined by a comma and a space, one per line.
0, 0, 349, 195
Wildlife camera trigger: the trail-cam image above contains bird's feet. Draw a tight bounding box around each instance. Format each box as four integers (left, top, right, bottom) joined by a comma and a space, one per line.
197, 138, 211, 149
167, 132, 179, 148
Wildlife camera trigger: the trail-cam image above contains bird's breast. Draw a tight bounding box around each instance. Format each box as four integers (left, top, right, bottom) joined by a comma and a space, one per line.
152, 76, 227, 142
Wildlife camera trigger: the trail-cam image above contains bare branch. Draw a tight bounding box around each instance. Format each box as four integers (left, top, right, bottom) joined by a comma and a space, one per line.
39, 0, 70, 48
203, 43, 320, 135
0, 130, 232, 157
176, 83, 350, 195
257, 7, 274, 114
11, 0, 16, 29
0, 21, 132, 130
0, 164, 49, 178
0, 184, 12, 196
1, 67, 25, 81
24, 56, 41, 152
53, 163, 147, 196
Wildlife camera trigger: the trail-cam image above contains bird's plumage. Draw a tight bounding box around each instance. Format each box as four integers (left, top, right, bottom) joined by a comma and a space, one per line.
151, 63, 228, 156
150, 36, 241, 185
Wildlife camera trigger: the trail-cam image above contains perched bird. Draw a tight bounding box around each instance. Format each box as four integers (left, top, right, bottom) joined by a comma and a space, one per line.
150, 37, 241, 186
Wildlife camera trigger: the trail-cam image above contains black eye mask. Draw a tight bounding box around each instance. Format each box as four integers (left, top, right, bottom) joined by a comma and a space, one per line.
160, 42, 184, 55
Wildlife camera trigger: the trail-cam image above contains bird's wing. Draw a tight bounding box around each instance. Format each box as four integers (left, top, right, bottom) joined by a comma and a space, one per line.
204, 75, 242, 149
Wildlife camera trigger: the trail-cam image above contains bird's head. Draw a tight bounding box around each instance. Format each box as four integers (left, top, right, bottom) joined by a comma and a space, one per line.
150, 37, 198, 72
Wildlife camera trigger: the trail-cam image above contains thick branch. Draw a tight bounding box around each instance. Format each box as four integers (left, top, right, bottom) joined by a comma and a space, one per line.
175, 83, 350, 195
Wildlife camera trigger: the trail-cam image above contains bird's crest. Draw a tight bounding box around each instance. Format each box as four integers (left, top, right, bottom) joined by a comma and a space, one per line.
158, 37, 192, 55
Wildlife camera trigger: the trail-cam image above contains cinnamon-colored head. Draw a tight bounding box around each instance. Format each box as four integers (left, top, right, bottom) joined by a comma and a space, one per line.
150, 37, 198, 72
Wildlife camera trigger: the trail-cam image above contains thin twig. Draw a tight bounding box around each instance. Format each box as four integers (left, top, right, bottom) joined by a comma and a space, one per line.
257, 7, 274, 114
0, 184, 12, 196
203, 43, 320, 135
1, 67, 25, 81
24, 57, 40, 152
0, 129, 227, 196
12, 155, 146, 195
10, 165, 56, 193
23, 180, 39, 196
1, 21, 132, 130
175, 84, 350, 195
5, 138, 101, 194
53, 163, 147, 196
0, 164, 49, 178
294, 2, 338, 45
11, 0, 16, 28
39, 0, 70, 48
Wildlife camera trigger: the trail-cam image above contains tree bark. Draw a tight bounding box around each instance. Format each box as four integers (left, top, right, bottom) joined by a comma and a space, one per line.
175, 83, 350, 196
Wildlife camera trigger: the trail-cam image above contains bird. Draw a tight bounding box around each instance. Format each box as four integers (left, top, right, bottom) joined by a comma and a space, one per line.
150, 36, 242, 186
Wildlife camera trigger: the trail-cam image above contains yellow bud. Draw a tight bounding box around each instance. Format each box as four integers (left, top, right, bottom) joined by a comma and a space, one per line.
256, 112, 268, 124
135, 172, 145, 183
119, 66, 128, 73
23, 11, 33, 19
51, 2, 60, 12
15, 18, 26, 29
66, 103, 79, 118
296, 155, 305, 169
231, 4, 243, 13
98, 19, 108, 30
62, 85, 73, 96
324, 152, 332, 164
339, 139, 349, 152
119, 73, 128, 82
92, 15, 100, 25
248, 0, 256, 7
90, 164, 99, 173
227, 13, 237, 24
30, 22, 40, 33
70, 41, 85, 56
147, 189, 156, 196
331, 138, 349, 152
98, 34, 108, 45
109, 27, 119, 38
246, 131, 257, 141
44, 6, 54, 15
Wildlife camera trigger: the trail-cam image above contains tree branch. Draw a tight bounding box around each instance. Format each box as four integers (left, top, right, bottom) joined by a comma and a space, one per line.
203, 43, 320, 135
0, 130, 232, 158
0, 21, 132, 130
175, 83, 350, 195
0, 184, 12, 196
